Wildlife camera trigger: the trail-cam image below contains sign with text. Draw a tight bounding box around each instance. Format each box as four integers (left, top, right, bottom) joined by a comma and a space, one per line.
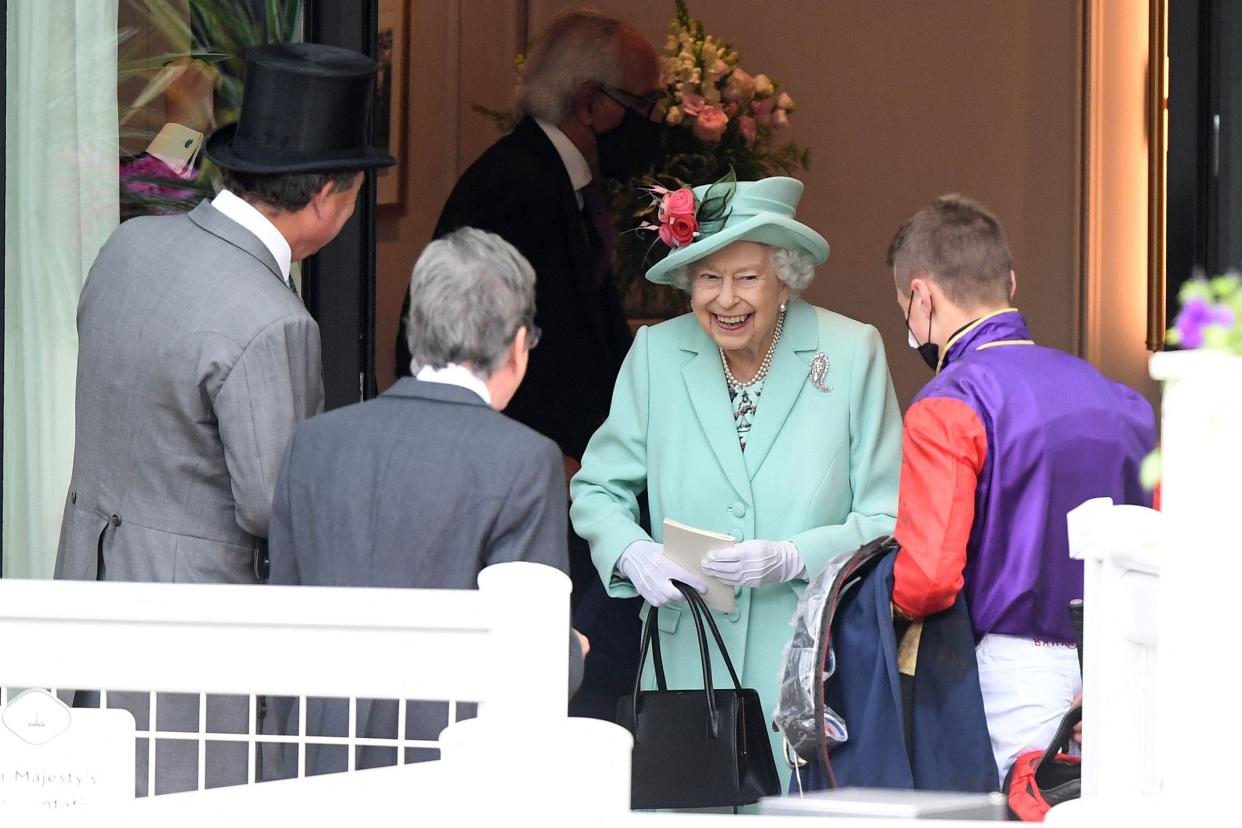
0, 689, 134, 812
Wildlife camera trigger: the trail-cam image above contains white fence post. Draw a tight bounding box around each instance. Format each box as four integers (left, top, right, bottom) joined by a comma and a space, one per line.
476, 561, 571, 723
1066, 498, 1162, 800
1151, 350, 1242, 812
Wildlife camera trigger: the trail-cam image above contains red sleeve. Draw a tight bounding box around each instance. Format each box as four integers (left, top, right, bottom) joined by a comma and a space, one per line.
892, 397, 988, 619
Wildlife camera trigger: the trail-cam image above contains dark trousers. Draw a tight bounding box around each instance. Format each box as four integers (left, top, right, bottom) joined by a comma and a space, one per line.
567, 508, 644, 721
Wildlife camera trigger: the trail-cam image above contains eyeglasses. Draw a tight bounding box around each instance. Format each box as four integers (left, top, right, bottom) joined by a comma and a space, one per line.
600, 86, 665, 121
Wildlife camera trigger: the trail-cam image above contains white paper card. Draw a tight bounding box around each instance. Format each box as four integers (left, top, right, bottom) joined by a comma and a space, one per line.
0, 689, 135, 813
661, 517, 736, 613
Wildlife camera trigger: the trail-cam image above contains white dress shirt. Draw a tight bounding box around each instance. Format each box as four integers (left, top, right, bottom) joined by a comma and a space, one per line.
534, 118, 592, 208
211, 189, 294, 286
415, 362, 492, 407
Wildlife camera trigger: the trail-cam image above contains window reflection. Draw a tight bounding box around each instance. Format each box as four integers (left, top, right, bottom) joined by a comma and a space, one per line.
118, 0, 302, 219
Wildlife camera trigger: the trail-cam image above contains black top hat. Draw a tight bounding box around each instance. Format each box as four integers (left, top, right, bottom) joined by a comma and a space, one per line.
205, 43, 397, 174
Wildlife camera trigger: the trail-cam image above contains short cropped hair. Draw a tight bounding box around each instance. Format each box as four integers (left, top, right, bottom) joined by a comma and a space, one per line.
887, 194, 1013, 309
404, 227, 536, 378
219, 169, 359, 212
669, 246, 817, 295
518, 8, 628, 122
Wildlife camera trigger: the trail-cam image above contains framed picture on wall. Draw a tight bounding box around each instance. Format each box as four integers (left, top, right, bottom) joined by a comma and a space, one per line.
375, 0, 408, 206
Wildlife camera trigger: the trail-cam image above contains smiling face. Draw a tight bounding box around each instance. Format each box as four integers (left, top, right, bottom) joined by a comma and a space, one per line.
689, 240, 790, 370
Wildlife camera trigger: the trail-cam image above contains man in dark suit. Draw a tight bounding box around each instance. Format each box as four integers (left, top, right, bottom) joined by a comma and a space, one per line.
267, 228, 585, 775
394, 9, 663, 718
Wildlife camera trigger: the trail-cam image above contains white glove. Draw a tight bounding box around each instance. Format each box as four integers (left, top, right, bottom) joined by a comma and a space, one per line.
701, 539, 805, 587
617, 540, 707, 607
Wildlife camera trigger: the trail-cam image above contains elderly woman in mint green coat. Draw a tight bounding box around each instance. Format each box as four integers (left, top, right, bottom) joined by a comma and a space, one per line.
570, 177, 902, 781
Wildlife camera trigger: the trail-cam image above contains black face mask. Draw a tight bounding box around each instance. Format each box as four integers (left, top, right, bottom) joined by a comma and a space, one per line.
905, 293, 940, 372
595, 106, 662, 182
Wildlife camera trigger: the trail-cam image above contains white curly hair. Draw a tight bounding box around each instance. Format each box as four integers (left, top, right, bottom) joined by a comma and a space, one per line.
517, 9, 627, 123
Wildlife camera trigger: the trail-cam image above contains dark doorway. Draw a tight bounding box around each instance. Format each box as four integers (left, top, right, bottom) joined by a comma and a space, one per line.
304, 0, 382, 407
1168, 0, 1242, 317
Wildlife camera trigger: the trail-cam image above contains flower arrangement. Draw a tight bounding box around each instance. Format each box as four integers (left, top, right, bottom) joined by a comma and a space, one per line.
657, 0, 803, 175
617, 0, 809, 316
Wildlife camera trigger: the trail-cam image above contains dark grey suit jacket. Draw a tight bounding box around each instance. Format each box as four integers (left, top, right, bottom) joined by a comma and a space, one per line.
265, 378, 582, 775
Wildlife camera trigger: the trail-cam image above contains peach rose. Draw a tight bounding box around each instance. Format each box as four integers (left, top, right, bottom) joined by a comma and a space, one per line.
776, 91, 796, 111
753, 74, 775, 97
737, 115, 758, 146
771, 108, 790, 130
692, 105, 728, 142
722, 67, 755, 104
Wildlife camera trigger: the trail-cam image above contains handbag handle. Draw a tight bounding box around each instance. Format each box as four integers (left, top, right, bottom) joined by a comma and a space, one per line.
634, 592, 719, 738
675, 583, 743, 691
633, 603, 668, 692
630, 582, 745, 740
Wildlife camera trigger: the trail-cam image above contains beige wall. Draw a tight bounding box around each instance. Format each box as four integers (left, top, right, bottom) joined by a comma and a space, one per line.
377, 1, 1106, 408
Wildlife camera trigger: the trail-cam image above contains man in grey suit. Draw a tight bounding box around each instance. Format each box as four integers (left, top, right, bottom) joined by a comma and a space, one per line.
54, 43, 394, 795
265, 227, 585, 776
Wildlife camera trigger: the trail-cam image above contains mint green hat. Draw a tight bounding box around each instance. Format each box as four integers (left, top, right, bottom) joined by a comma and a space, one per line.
644, 176, 830, 286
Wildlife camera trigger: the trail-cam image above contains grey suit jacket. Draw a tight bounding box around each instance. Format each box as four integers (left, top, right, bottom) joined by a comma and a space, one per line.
55, 201, 323, 585
264, 378, 582, 775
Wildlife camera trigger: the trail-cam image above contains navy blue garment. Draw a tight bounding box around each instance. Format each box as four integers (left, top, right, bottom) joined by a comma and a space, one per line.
797, 551, 996, 793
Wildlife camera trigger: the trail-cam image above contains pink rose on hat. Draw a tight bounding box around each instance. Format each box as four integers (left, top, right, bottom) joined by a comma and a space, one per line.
658, 187, 696, 222
659, 213, 699, 248
656, 187, 699, 248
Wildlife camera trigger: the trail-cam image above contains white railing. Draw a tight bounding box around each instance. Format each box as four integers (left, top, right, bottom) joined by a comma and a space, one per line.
0, 561, 577, 803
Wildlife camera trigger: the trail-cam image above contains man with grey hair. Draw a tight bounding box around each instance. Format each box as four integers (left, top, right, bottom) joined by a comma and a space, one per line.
266, 228, 584, 774
393, 7, 662, 720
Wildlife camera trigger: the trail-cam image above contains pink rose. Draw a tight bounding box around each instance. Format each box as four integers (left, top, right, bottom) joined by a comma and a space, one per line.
659, 187, 696, 222
737, 115, 758, 146
680, 93, 704, 117
750, 96, 775, 126
659, 213, 698, 247
692, 105, 728, 142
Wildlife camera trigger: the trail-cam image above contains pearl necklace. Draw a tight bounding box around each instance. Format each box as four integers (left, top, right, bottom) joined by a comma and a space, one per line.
720, 309, 785, 390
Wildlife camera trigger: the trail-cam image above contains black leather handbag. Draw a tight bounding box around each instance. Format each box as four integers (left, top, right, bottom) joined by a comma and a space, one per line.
617, 582, 781, 810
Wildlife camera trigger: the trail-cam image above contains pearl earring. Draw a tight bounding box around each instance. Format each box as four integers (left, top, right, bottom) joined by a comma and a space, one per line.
780, 302, 787, 312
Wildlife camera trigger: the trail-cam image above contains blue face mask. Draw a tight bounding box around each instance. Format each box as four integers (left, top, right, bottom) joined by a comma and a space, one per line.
905, 293, 939, 372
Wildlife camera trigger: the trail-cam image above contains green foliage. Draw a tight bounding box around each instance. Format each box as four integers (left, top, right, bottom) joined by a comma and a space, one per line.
1140, 448, 1161, 492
